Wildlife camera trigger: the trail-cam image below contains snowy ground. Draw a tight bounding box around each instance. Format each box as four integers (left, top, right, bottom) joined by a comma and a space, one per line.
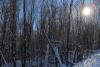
73, 50, 100, 67
1, 50, 100, 67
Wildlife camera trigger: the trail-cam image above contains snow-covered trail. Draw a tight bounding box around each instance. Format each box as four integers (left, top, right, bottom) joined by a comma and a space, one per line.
73, 50, 100, 67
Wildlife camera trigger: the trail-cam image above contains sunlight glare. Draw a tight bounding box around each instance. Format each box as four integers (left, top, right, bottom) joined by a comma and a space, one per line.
82, 7, 92, 16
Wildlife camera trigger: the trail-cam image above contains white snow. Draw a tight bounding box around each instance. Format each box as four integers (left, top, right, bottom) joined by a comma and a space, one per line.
73, 50, 100, 67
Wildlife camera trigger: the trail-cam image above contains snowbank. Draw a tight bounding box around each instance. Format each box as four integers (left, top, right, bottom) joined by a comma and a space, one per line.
73, 52, 100, 67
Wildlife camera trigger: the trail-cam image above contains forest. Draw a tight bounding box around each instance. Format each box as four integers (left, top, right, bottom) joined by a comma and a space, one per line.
0, 0, 100, 67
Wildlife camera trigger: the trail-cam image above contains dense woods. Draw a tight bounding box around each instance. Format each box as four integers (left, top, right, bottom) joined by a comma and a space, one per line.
0, 0, 100, 67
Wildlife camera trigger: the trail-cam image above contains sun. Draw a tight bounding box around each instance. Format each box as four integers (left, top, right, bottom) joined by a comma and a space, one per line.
82, 7, 92, 16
